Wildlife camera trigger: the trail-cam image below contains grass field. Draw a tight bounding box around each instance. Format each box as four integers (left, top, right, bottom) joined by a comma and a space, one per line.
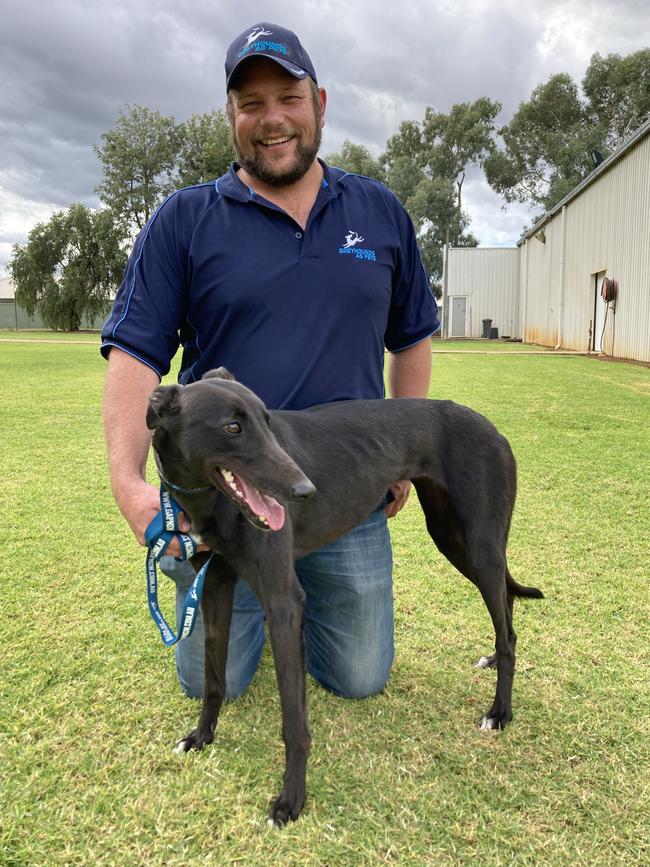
1, 339, 648, 866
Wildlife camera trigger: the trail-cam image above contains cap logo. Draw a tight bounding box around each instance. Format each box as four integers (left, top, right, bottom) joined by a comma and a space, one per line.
243, 26, 273, 48
239, 27, 289, 60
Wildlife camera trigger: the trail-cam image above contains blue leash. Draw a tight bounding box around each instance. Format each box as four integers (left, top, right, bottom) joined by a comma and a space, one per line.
145, 487, 213, 647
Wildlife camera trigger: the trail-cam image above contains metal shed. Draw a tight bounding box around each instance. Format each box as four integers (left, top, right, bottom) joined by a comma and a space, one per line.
519, 117, 650, 360
444, 117, 650, 363
444, 247, 520, 339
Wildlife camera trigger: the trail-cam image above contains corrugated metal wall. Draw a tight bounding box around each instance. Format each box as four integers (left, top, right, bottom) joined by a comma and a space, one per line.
447, 128, 650, 362
446, 247, 520, 338
522, 132, 650, 361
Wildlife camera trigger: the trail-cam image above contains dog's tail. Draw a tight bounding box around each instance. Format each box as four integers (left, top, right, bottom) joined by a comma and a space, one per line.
506, 569, 544, 599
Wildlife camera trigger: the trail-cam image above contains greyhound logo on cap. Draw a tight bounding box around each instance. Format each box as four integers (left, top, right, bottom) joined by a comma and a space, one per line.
225, 22, 318, 90
243, 26, 273, 48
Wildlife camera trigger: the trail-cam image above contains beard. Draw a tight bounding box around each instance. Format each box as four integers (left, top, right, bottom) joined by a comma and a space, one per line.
235, 132, 321, 186
233, 101, 323, 187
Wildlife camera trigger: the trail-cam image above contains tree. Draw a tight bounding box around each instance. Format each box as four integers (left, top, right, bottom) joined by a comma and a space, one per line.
324, 140, 385, 182
380, 99, 498, 287
95, 105, 182, 231
383, 99, 500, 225
485, 50, 650, 215
583, 49, 650, 149
177, 110, 236, 187
422, 98, 501, 219
9, 204, 127, 331
484, 73, 599, 214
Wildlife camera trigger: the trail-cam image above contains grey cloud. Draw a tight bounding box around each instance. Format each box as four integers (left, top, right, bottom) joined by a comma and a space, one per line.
1, 0, 648, 273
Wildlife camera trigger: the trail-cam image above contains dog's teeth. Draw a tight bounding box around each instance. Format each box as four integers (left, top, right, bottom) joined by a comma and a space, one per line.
221, 469, 234, 482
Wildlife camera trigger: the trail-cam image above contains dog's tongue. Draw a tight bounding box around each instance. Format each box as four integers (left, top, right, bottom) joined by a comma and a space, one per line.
239, 478, 285, 530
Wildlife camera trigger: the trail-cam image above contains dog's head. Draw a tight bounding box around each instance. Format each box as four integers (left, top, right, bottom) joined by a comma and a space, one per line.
147, 368, 315, 531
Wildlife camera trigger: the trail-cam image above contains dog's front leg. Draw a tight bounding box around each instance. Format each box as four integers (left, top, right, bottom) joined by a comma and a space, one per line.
175, 557, 236, 752
261, 574, 311, 826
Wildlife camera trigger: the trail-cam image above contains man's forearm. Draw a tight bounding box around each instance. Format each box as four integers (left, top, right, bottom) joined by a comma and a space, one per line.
102, 348, 164, 545
103, 348, 159, 495
387, 337, 432, 399
384, 337, 432, 517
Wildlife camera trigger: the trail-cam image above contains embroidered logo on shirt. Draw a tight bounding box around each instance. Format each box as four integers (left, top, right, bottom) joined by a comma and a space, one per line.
338, 230, 376, 261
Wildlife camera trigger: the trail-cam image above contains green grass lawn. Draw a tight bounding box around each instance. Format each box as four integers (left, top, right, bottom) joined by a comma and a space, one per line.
1, 341, 648, 866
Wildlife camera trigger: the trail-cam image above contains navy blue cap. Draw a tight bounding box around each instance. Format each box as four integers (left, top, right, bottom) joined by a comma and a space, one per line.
225, 23, 318, 91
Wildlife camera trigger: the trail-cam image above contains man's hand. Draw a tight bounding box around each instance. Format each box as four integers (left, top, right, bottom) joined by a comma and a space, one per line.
117, 478, 207, 558
385, 480, 412, 518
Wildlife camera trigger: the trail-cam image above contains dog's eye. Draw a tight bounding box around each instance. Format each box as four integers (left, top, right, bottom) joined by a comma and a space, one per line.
224, 421, 241, 435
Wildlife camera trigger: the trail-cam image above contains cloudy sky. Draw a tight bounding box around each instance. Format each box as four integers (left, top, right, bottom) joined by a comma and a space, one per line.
1, 0, 648, 275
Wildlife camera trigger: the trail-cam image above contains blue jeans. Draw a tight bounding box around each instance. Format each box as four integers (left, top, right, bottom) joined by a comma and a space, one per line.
159, 506, 394, 700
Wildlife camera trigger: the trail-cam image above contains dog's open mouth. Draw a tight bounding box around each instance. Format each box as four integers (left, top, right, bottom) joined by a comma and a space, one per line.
215, 467, 285, 531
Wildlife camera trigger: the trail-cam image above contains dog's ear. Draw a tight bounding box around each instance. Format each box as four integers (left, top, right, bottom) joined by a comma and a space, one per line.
146, 385, 181, 430
202, 367, 235, 382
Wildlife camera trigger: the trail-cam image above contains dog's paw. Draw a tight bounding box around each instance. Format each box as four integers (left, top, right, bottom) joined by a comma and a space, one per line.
475, 653, 497, 669
173, 729, 213, 754
268, 789, 305, 827
479, 710, 512, 731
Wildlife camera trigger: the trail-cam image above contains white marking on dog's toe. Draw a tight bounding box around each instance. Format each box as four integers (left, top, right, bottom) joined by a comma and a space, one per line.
174, 739, 189, 754
480, 716, 497, 731
476, 656, 492, 669
267, 818, 279, 829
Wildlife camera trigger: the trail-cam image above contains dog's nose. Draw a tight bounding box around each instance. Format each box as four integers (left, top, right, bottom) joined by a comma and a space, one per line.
291, 479, 316, 500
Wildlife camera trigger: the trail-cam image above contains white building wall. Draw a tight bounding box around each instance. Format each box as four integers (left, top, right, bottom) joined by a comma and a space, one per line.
446, 247, 520, 338
447, 125, 650, 362
522, 130, 650, 361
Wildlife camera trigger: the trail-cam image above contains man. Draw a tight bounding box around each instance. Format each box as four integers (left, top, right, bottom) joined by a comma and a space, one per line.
101, 23, 439, 702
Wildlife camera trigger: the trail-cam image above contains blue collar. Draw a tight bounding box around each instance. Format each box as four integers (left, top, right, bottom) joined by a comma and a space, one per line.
153, 450, 212, 495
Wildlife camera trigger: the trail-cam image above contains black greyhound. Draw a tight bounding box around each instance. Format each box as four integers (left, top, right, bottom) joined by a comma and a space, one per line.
146, 368, 543, 826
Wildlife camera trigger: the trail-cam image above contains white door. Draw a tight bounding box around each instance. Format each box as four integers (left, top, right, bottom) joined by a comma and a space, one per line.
594, 273, 606, 352
451, 297, 467, 338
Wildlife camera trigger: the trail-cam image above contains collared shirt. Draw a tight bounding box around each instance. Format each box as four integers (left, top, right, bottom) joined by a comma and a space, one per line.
101, 161, 439, 410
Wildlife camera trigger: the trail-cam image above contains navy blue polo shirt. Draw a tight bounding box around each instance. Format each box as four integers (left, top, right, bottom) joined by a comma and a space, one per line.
101, 161, 439, 410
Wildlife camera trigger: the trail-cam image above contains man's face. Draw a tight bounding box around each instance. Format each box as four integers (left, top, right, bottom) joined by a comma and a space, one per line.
228, 58, 326, 187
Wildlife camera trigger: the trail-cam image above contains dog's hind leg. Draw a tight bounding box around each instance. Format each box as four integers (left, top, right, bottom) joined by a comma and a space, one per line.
257, 572, 311, 827
476, 565, 544, 669
465, 543, 517, 730
475, 573, 514, 670
175, 556, 236, 753
415, 479, 516, 728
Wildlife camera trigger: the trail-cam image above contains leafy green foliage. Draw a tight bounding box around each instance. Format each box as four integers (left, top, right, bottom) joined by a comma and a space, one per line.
381, 99, 498, 286
583, 49, 650, 149
484, 74, 599, 214
485, 50, 650, 215
176, 110, 236, 187
95, 105, 182, 231
9, 204, 126, 331
324, 140, 385, 182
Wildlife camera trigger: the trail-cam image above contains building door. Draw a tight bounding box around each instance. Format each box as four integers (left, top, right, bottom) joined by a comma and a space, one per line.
593, 272, 606, 352
451, 296, 468, 337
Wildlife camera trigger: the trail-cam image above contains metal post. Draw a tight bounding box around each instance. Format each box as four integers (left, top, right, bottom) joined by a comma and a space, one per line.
441, 228, 450, 339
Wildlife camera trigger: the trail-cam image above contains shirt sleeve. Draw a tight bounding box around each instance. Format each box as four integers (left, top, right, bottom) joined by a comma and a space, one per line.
100, 193, 187, 377
384, 199, 440, 352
